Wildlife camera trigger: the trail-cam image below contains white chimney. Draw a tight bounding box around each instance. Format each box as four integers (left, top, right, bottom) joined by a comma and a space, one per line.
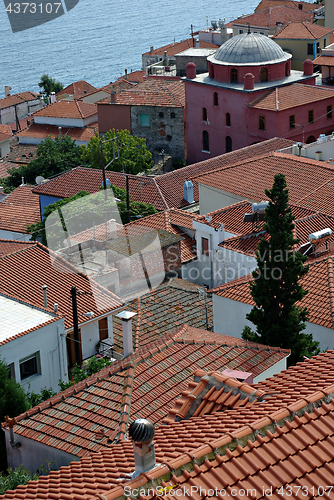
42, 285, 48, 308
50, 92, 56, 104
129, 419, 156, 478
196, 39, 200, 48
115, 310, 137, 357
108, 218, 117, 239
4, 86, 12, 97
183, 180, 194, 203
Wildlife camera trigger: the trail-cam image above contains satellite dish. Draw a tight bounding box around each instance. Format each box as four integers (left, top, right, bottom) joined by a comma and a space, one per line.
35, 176, 45, 185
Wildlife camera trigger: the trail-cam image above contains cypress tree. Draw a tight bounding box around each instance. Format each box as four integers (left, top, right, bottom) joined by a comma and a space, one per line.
242, 173, 320, 365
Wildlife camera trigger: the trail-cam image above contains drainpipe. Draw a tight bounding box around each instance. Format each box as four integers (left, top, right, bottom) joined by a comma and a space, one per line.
4, 417, 21, 448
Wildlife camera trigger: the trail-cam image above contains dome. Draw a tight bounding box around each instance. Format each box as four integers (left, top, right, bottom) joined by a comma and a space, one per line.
209, 32, 290, 66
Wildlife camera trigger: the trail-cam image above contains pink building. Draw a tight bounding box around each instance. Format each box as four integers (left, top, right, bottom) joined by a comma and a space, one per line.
185, 31, 334, 164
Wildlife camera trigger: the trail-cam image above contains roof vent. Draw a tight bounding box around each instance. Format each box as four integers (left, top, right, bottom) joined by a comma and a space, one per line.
183, 180, 194, 203
129, 419, 156, 478
205, 214, 212, 223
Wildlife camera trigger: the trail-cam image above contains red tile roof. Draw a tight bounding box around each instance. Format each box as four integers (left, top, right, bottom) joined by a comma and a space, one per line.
213, 254, 334, 330
314, 55, 334, 67
33, 100, 97, 119
228, 5, 312, 29
142, 38, 219, 57
102, 80, 136, 93
0, 185, 40, 233
4, 348, 334, 499
255, 0, 322, 13
4, 324, 289, 461
17, 123, 98, 143
193, 152, 334, 214
273, 21, 333, 40
249, 83, 334, 111
4, 143, 37, 164
118, 70, 146, 84
56, 80, 97, 97
0, 124, 13, 142
99, 79, 185, 108
0, 241, 123, 329
0, 239, 33, 256
0, 91, 41, 110
0, 160, 20, 179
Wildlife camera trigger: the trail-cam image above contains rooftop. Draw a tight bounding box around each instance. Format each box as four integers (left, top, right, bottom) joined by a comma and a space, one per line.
142, 38, 219, 57
0, 124, 13, 142
272, 20, 334, 40
0, 185, 40, 233
227, 5, 312, 29
0, 91, 41, 110
249, 83, 334, 110
56, 80, 97, 97
3, 143, 37, 164
33, 100, 97, 120
255, 0, 322, 13
17, 123, 98, 143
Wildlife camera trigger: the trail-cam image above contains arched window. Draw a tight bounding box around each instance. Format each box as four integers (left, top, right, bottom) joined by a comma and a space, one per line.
203, 130, 209, 152
226, 113, 231, 127
231, 68, 238, 83
226, 136, 232, 153
213, 92, 218, 106
285, 62, 289, 77
306, 135, 316, 144
260, 67, 268, 82
202, 107, 207, 121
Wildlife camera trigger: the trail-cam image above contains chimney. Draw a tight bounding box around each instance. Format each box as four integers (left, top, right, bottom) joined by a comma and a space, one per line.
4, 86, 12, 97
0, 187, 4, 194
129, 419, 156, 478
110, 91, 116, 103
42, 284, 48, 308
54, 303, 59, 313
195, 39, 200, 48
108, 218, 117, 238
58, 126, 62, 138
50, 92, 56, 104
183, 180, 194, 203
125, 68, 128, 79
150, 46, 154, 52
115, 310, 137, 357
20, 177, 25, 186
4, 416, 21, 449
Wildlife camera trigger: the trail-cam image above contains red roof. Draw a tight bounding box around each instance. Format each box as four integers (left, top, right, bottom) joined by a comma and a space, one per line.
99, 79, 185, 108
0, 124, 12, 142
228, 5, 312, 29
314, 55, 334, 67
0, 185, 40, 233
118, 70, 146, 84
17, 123, 98, 143
273, 21, 334, 40
33, 100, 97, 119
4, 346, 334, 499
249, 83, 334, 111
0, 91, 41, 110
142, 38, 219, 57
5, 324, 289, 459
255, 0, 322, 13
193, 151, 334, 214
0, 161, 20, 179
0, 241, 123, 329
56, 80, 97, 97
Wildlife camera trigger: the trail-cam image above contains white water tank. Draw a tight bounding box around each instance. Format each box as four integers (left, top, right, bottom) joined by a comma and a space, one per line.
308, 228, 332, 242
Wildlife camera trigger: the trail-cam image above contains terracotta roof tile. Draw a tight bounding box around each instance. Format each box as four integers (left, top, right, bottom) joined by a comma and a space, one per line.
56, 80, 97, 97
118, 70, 146, 84
0, 185, 40, 233
0, 160, 20, 179
4, 143, 37, 164
0, 241, 123, 329
17, 123, 98, 143
0, 91, 41, 110
272, 21, 333, 40
249, 83, 334, 111
142, 38, 219, 57
0, 124, 13, 142
229, 5, 312, 29
255, 0, 322, 14
33, 100, 97, 119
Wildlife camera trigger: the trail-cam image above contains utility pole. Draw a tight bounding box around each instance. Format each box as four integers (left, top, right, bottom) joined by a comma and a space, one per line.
70, 286, 81, 366
100, 138, 108, 191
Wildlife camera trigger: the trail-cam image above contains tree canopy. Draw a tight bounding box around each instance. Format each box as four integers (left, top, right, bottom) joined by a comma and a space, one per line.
2, 135, 83, 191
38, 73, 63, 97
81, 129, 153, 175
242, 173, 320, 365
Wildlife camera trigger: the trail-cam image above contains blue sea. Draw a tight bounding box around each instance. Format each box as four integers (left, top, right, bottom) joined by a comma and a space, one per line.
0, 0, 313, 98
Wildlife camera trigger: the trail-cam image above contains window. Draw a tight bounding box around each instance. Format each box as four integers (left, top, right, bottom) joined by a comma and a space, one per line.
327, 105, 333, 119
99, 318, 108, 341
324, 38, 327, 48
170, 112, 176, 118
231, 68, 238, 83
298, 3, 303, 9
66, 330, 82, 368
202, 237, 209, 256
289, 115, 295, 129
159, 111, 164, 118
19, 353, 40, 380
316, 42, 320, 54
260, 67, 268, 82
202, 130, 209, 152
166, 134, 172, 141
239, 29, 244, 34
202, 107, 207, 121
226, 112, 231, 127
7, 363, 15, 380
308, 109, 314, 123
213, 92, 218, 106
307, 43, 313, 56
259, 116, 265, 130
139, 113, 150, 127
226, 135, 232, 153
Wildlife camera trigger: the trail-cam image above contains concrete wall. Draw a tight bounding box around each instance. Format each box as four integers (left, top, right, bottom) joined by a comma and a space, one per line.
39, 194, 62, 218
0, 229, 31, 241
253, 357, 288, 383
4, 430, 78, 474
1, 317, 67, 394
0, 98, 44, 125
0, 138, 10, 157
131, 105, 185, 159
213, 293, 334, 352
198, 183, 256, 214
325, 1, 334, 29
97, 103, 132, 135
34, 115, 97, 128
274, 37, 330, 70
82, 90, 110, 104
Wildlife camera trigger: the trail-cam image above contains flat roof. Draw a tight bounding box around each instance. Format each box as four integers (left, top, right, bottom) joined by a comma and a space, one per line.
0, 295, 55, 342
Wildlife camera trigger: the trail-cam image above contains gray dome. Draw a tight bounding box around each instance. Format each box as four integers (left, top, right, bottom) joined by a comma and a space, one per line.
210, 33, 290, 66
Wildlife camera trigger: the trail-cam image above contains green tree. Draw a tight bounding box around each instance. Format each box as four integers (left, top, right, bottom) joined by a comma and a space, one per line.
38, 73, 63, 97
81, 129, 153, 175
3, 135, 83, 191
241, 173, 320, 365
0, 466, 39, 494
